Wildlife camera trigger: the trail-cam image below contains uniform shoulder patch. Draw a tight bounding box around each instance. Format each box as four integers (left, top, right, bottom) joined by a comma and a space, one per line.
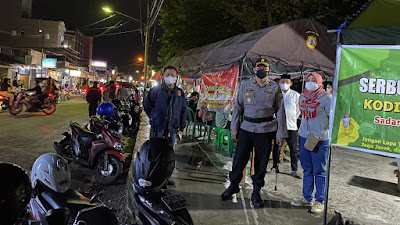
177, 90, 182, 96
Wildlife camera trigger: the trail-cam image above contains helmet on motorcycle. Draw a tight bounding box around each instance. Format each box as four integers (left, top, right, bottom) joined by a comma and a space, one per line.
0, 163, 31, 224
132, 138, 175, 194
97, 102, 114, 119
31, 153, 71, 193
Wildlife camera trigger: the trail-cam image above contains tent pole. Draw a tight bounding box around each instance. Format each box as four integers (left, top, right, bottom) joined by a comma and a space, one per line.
239, 56, 246, 84
300, 65, 305, 93
323, 30, 341, 225
323, 145, 333, 225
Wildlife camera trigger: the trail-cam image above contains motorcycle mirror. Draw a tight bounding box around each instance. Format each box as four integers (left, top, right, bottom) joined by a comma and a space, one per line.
90, 191, 104, 203
46, 208, 70, 225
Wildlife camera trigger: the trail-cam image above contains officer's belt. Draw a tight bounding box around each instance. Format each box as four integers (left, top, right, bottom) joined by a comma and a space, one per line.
244, 116, 273, 123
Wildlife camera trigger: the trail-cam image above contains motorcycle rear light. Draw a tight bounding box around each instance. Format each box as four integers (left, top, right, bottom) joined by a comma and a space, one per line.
48, 93, 52, 97
116, 84, 120, 89
100, 86, 104, 91
0, 96, 3, 100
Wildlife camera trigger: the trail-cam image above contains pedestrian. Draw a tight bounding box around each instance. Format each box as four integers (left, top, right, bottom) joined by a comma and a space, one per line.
104, 80, 116, 101
291, 72, 331, 213
279, 74, 301, 178
221, 58, 287, 208
117, 83, 130, 100
188, 91, 199, 112
144, 65, 187, 147
86, 81, 102, 117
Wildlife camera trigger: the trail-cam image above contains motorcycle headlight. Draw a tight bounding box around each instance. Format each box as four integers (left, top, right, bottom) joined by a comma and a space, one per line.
114, 143, 123, 150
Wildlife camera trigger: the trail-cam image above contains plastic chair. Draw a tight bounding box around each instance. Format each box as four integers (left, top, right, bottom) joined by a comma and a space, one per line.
220, 129, 233, 155
203, 111, 216, 142
185, 108, 195, 139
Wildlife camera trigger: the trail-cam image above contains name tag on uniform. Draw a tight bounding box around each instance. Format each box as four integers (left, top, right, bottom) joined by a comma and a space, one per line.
247, 86, 253, 89
245, 93, 253, 96
266, 95, 270, 98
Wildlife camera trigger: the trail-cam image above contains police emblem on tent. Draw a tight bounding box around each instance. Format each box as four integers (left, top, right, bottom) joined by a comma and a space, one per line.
306, 31, 319, 51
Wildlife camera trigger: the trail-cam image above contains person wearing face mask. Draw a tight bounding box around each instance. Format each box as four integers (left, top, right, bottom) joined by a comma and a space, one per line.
279, 74, 301, 178
144, 66, 187, 147
291, 72, 331, 214
221, 58, 288, 208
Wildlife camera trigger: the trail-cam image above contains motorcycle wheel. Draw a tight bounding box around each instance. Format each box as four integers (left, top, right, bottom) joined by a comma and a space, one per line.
94, 155, 122, 185
43, 102, 56, 115
9, 103, 22, 115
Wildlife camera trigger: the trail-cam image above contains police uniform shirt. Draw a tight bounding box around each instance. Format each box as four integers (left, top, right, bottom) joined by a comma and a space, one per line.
231, 79, 288, 138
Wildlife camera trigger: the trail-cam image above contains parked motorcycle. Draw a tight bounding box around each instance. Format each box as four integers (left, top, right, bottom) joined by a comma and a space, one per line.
29, 153, 119, 225
53, 121, 125, 185
127, 138, 193, 225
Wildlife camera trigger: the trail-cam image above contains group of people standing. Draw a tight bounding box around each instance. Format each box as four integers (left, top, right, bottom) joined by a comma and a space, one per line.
221, 58, 332, 214
142, 59, 332, 214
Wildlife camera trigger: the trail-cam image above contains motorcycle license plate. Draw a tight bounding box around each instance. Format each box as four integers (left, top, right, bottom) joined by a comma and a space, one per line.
161, 194, 189, 211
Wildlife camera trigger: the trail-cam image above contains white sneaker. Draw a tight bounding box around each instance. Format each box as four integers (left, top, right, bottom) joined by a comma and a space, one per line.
291, 197, 313, 207
311, 202, 324, 213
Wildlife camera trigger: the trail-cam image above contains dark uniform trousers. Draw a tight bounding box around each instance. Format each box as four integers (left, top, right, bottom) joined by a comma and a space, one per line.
229, 129, 275, 187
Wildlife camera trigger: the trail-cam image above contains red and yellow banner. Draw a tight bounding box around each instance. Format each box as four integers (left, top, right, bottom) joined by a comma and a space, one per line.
198, 66, 239, 112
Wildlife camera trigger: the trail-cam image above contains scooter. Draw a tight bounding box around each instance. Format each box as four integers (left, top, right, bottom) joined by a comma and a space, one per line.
126, 138, 194, 225
53, 121, 125, 185
29, 183, 118, 225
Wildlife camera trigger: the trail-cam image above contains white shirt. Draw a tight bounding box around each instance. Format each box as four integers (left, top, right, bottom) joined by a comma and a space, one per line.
282, 89, 300, 131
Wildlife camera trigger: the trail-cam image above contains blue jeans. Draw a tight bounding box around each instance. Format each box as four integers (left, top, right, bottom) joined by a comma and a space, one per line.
299, 136, 329, 204
154, 132, 177, 147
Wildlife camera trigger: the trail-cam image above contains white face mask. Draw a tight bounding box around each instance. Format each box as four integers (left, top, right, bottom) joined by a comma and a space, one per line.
280, 83, 290, 91
164, 76, 177, 85
305, 82, 319, 91
327, 88, 332, 93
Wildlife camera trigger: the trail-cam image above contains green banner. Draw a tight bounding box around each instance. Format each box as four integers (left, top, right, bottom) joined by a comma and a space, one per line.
331, 46, 400, 157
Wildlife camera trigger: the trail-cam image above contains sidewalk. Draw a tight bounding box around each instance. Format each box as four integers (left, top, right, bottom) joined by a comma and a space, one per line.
130, 116, 400, 225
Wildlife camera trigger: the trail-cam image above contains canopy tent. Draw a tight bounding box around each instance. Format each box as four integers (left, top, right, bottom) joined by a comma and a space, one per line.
166, 19, 336, 79
341, 0, 400, 45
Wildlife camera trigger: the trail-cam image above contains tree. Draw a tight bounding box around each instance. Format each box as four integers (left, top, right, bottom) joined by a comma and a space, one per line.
158, 0, 366, 65
158, 0, 245, 64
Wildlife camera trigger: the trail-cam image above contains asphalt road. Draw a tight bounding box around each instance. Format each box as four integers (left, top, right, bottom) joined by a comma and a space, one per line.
0, 96, 131, 223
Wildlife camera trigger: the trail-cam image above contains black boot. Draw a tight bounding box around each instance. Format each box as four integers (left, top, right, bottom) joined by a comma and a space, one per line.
221, 184, 240, 201
251, 186, 264, 208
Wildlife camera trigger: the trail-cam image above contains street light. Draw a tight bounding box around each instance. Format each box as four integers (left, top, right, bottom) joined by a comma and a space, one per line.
138, 57, 143, 62
141, 76, 145, 80
102, 5, 152, 98
136, 70, 140, 73
102, 7, 113, 13
102, 6, 142, 24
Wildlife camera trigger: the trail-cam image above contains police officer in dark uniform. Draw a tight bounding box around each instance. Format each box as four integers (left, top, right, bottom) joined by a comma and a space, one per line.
221, 58, 287, 207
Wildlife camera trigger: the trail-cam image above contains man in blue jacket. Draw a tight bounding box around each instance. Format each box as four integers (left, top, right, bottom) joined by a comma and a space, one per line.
144, 66, 187, 146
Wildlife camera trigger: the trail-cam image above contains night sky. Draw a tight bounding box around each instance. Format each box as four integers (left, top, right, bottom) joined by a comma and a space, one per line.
31, 0, 162, 77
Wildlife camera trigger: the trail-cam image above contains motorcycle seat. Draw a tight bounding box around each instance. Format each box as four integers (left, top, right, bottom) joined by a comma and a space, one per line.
72, 123, 98, 140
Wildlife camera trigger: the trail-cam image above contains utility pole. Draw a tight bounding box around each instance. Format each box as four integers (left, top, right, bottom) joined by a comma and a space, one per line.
143, 0, 150, 99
